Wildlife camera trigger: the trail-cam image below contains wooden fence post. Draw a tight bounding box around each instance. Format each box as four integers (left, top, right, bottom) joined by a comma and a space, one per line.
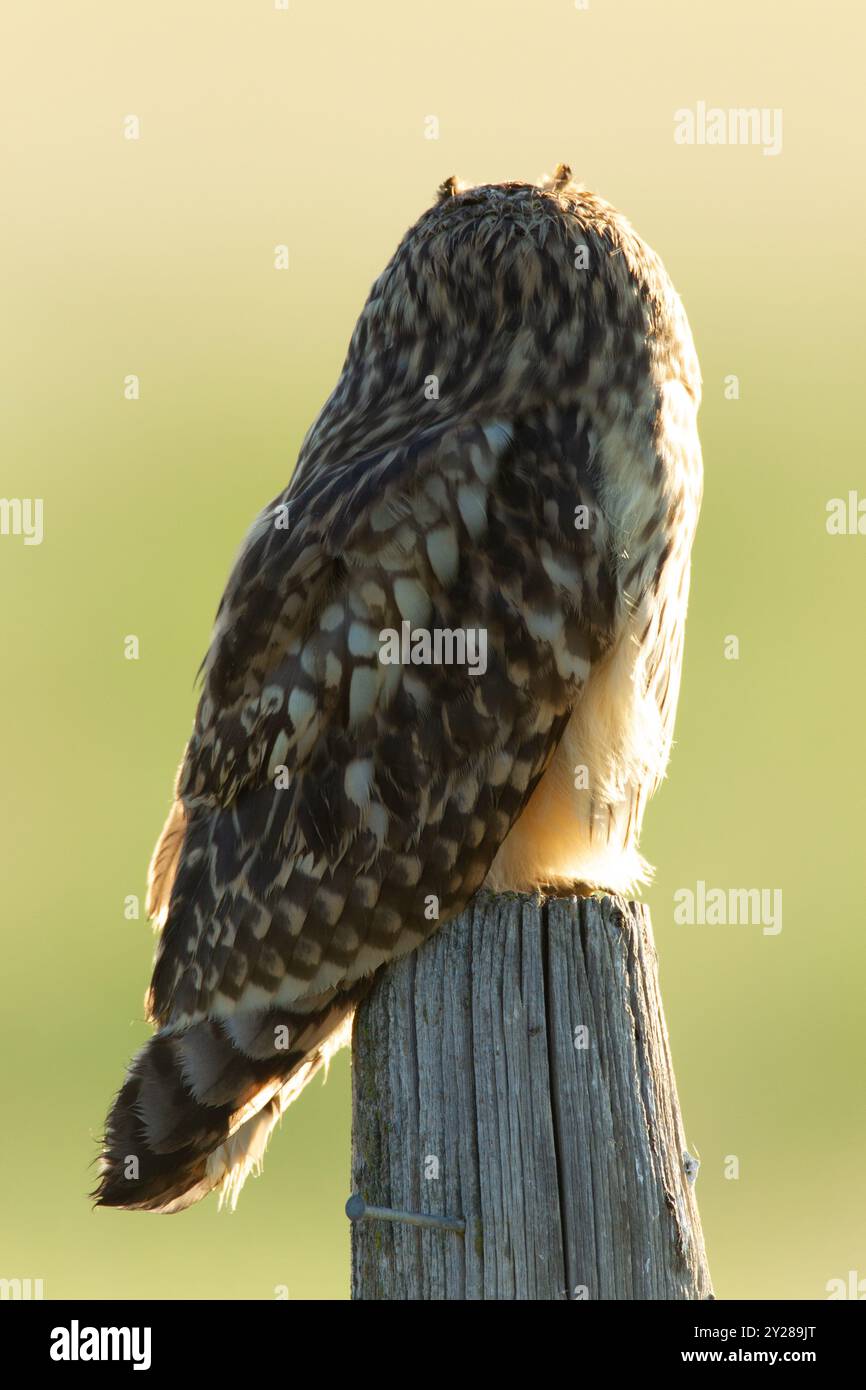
348, 891, 712, 1301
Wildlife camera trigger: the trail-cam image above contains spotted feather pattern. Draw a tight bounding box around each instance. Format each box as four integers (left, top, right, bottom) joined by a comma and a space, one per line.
97, 168, 701, 1212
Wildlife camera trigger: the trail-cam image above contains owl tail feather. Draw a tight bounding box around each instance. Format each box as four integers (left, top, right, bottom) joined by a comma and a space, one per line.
93, 985, 369, 1214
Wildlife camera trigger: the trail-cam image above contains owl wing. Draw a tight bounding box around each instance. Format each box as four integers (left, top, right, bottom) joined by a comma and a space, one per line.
148, 410, 619, 1031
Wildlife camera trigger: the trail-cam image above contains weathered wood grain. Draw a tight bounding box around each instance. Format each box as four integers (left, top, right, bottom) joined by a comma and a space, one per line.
350, 891, 712, 1301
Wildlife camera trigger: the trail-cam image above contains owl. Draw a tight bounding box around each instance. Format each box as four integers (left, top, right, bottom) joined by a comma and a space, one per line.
96, 165, 702, 1212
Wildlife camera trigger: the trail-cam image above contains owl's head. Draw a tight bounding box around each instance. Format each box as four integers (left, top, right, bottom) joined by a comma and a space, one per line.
304, 167, 697, 473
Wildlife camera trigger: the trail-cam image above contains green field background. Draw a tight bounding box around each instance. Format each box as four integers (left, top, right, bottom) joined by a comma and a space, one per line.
2, 0, 863, 1300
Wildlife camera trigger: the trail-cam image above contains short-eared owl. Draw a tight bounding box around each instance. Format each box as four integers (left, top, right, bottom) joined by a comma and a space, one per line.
97, 166, 702, 1212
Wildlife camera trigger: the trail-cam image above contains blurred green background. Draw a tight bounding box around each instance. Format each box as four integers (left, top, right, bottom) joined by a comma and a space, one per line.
2, 0, 864, 1300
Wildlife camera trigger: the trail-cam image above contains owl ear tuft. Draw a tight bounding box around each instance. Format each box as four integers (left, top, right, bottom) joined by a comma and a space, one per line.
435, 175, 463, 203
550, 163, 573, 191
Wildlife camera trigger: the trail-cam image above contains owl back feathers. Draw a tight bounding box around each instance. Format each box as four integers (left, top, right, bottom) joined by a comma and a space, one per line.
96, 169, 701, 1212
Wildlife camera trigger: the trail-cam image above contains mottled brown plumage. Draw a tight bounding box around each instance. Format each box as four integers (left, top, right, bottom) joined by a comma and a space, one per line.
96, 167, 702, 1212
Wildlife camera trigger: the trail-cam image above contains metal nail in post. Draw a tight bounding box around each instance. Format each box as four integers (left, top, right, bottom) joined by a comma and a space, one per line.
345, 1192, 465, 1234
